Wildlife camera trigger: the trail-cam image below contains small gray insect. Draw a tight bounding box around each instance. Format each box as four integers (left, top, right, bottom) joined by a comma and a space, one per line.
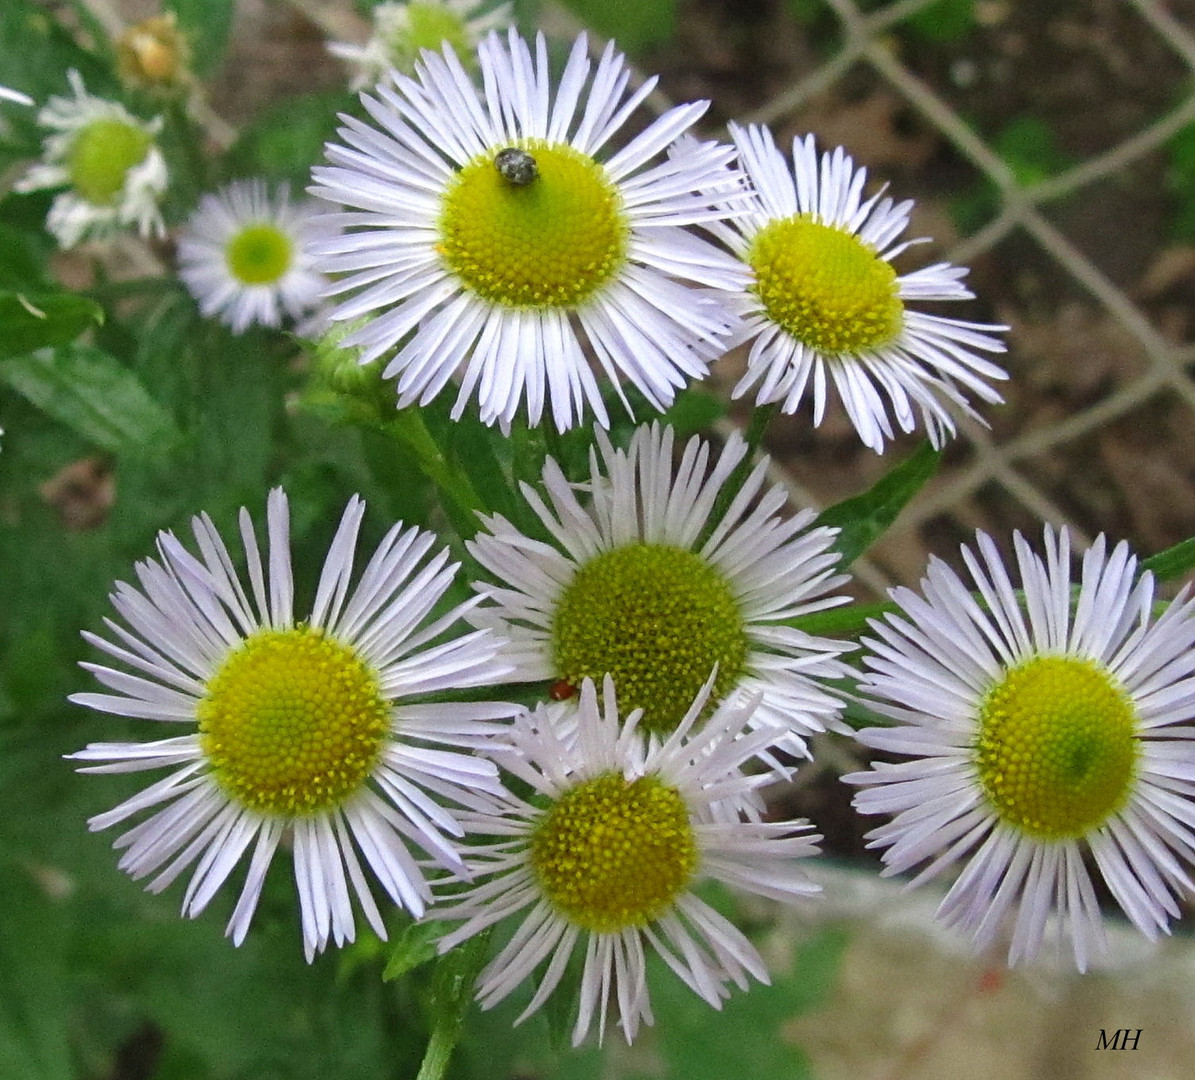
494, 147, 538, 186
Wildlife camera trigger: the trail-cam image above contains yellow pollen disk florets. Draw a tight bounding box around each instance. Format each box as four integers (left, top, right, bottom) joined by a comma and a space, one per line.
552, 543, 748, 736
391, 3, 470, 63
438, 140, 630, 309
530, 772, 698, 933
975, 655, 1140, 840
67, 118, 152, 205
226, 223, 294, 285
197, 626, 391, 816
747, 215, 904, 355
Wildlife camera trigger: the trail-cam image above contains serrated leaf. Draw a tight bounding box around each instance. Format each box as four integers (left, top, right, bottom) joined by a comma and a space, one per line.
1141, 537, 1195, 581
0, 292, 103, 357
0, 344, 179, 457
815, 442, 941, 567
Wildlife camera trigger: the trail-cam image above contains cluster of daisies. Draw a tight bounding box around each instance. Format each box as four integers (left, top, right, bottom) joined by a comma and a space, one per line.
70, 423, 1195, 1042
11, 9, 1007, 451
7, 0, 1194, 1049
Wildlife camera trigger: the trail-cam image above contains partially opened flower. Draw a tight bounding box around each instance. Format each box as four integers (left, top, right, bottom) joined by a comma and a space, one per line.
178, 180, 336, 334
16, 70, 167, 248
309, 30, 745, 432
70, 489, 518, 959
328, 0, 514, 89
714, 125, 1007, 452
847, 526, 1195, 969
467, 422, 852, 760
436, 674, 822, 1045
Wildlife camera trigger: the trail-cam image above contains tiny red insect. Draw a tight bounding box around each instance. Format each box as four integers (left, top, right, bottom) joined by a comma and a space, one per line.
548, 679, 576, 701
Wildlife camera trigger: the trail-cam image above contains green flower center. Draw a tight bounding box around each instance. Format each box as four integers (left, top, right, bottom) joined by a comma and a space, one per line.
551, 543, 748, 735
197, 627, 391, 816
974, 655, 1139, 839
438, 141, 629, 309
67, 118, 152, 206
530, 772, 698, 933
747, 215, 904, 355
225, 223, 294, 286
388, 2, 470, 66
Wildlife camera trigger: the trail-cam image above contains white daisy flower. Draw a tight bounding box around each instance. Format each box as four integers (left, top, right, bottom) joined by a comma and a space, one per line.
308, 30, 746, 432
466, 421, 852, 759
69, 489, 519, 960
328, 0, 514, 89
15, 70, 168, 248
846, 526, 1195, 970
436, 673, 822, 1045
177, 179, 337, 335
0, 85, 33, 106
713, 124, 1007, 452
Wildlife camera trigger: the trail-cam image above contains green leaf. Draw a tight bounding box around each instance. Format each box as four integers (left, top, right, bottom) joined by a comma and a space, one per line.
651, 926, 849, 1079
815, 442, 941, 567
905, 0, 974, 43
1141, 537, 1195, 581
0, 863, 72, 1080
0, 0, 108, 109
0, 344, 180, 457
559, 0, 677, 52
0, 292, 103, 357
790, 600, 896, 637
383, 920, 444, 981
0, 225, 51, 291
165, 0, 236, 76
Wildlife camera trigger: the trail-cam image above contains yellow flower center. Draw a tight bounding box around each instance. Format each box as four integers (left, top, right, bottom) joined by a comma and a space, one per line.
67, 118, 152, 205
389, 2, 470, 66
552, 543, 748, 736
974, 656, 1139, 839
530, 772, 698, 933
197, 627, 391, 816
747, 215, 904, 355
225, 223, 294, 285
438, 141, 629, 309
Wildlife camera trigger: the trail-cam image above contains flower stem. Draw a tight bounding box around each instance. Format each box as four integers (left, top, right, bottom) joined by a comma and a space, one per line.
414, 932, 492, 1080
385, 407, 485, 538
701, 402, 779, 544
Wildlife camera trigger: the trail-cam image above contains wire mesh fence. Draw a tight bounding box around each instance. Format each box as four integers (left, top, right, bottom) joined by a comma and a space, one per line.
709, 0, 1195, 598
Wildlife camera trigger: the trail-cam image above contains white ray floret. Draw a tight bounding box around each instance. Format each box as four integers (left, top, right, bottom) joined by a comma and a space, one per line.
711, 124, 1007, 452
467, 421, 853, 761
309, 30, 746, 432
846, 526, 1195, 970
436, 674, 822, 1045
70, 488, 519, 960
178, 179, 338, 334
16, 70, 167, 248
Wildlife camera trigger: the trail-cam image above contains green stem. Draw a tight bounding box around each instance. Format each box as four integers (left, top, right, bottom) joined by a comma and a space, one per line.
414, 931, 493, 1080
414, 1015, 460, 1080
385, 408, 485, 538
700, 402, 779, 545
